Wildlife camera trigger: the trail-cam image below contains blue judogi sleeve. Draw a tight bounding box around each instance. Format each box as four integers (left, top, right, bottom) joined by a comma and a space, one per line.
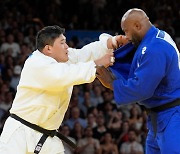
113, 46, 167, 104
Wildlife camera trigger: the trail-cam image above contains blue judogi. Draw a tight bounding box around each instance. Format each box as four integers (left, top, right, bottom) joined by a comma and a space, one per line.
110, 26, 180, 154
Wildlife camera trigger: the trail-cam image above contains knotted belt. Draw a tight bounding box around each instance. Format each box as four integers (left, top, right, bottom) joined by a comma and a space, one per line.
144, 99, 180, 137
10, 114, 77, 154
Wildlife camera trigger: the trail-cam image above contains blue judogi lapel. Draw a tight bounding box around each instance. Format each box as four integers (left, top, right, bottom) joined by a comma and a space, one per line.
109, 43, 135, 80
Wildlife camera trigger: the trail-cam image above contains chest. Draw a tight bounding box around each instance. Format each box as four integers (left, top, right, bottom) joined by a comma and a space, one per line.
134, 46, 148, 69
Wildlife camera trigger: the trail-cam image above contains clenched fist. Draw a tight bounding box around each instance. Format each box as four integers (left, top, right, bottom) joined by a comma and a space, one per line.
94, 52, 115, 68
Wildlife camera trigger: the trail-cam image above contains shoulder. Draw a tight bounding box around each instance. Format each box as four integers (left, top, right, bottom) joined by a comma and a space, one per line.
148, 30, 177, 54
26, 50, 57, 65
141, 39, 174, 59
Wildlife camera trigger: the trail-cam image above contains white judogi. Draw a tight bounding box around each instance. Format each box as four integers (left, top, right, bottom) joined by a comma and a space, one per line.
0, 34, 112, 154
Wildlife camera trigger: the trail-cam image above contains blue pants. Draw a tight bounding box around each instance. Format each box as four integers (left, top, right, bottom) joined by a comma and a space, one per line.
146, 107, 180, 154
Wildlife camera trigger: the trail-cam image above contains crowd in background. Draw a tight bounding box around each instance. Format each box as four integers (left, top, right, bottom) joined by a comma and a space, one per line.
0, 0, 179, 153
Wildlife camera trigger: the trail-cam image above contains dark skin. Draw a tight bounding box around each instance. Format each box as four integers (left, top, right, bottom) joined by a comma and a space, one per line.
121, 8, 152, 47
96, 65, 115, 90
96, 8, 152, 90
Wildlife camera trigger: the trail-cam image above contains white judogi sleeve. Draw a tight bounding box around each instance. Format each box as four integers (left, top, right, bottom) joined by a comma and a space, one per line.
67, 33, 112, 63
19, 51, 97, 91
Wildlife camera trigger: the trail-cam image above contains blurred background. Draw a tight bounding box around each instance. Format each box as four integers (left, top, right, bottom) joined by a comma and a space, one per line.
0, 0, 179, 153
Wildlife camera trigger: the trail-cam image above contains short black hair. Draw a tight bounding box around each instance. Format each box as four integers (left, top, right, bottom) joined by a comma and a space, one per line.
36, 25, 65, 51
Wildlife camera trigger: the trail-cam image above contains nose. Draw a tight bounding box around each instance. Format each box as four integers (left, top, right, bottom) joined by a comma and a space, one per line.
125, 35, 131, 42
125, 34, 129, 40
65, 43, 69, 49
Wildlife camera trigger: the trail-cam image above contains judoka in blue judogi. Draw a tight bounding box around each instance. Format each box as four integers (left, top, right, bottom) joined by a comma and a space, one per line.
96, 8, 180, 154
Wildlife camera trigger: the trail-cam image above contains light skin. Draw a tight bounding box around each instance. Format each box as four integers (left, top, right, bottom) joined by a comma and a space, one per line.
42, 34, 69, 62
107, 35, 129, 49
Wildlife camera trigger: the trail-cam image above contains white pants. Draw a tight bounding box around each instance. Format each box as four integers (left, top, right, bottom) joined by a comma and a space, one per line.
0, 117, 65, 154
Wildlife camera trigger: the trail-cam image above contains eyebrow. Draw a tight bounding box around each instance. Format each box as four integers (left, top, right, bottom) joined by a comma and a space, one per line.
60, 38, 66, 42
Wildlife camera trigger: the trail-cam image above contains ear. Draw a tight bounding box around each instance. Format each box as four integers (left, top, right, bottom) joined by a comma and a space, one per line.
43, 45, 52, 55
134, 21, 141, 31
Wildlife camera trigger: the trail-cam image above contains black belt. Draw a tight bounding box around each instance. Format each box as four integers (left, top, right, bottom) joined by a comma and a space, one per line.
10, 114, 77, 154
144, 99, 180, 137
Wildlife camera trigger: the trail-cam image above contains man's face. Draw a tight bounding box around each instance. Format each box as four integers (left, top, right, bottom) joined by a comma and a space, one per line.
85, 127, 93, 137
121, 20, 142, 47
61, 126, 70, 136
128, 131, 136, 142
50, 34, 69, 62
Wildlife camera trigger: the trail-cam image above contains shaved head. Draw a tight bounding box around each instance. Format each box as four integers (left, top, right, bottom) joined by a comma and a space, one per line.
121, 8, 148, 26
121, 8, 152, 46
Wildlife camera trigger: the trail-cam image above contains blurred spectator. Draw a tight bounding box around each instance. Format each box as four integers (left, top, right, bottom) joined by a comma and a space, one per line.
72, 86, 83, 104
101, 90, 115, 103
0, 34, 20, 57
70, 121, 84, 142
69, 95, 79, 109
16, 31, 25, 45
24, 26, 36, 50
0, 29, 6, 45
116, 121, 130, 147
120, 129, 144, 154
59, 125, 76, 154
87, 113, 97, 129
0, 53, 5, 75
0, 91, 13, 112
93, 113, 109, 142
76, 126, 100, 154
10, 65, 21, 91
91, 85, 104, 105
107, 109, 123, 139
102, 101, 117, 122
99, 132, 118, 154
64, 106, 87, 129
79, 91, 96, 116
87, 106, 99, 118
128, 105, 143, 131
0, 83, 11, 103
18, 43, 32, 66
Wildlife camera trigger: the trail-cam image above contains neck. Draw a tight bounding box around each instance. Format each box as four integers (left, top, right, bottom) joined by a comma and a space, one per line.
143, 22, 152, 37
